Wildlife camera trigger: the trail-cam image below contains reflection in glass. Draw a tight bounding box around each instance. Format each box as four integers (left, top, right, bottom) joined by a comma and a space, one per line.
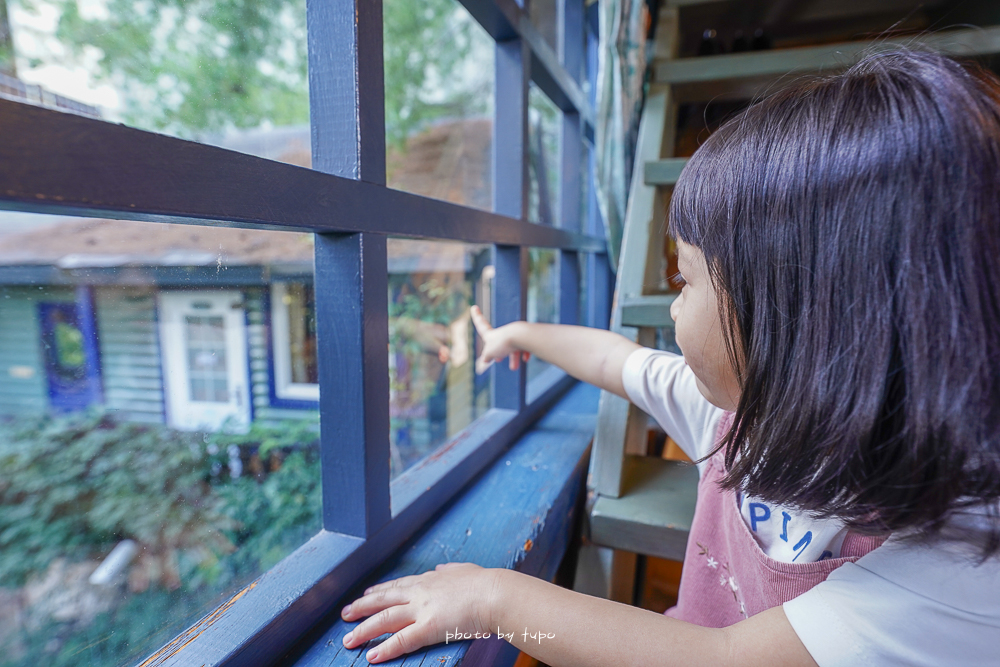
0, 212, 320, 667
388, 239, 492, 477
528, 84, 562, 224
384, 0, 494, 210
529, 0, 559, 51
527, 248, 559, 385
5, 0, 309, 160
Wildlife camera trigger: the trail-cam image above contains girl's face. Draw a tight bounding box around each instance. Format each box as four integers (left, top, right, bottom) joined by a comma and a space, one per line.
670, 240, 741, 411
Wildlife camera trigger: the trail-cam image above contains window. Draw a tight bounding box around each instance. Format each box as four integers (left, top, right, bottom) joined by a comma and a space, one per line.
528, 84, 562, 225
387, 238, 492, 477
384, 0, 495, 211
271, 281, 320, 403
0, 1, 603, 665
0, 214, 325, 665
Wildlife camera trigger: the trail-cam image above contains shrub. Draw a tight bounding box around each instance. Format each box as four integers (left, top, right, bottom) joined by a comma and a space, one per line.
0, 411, 321, 667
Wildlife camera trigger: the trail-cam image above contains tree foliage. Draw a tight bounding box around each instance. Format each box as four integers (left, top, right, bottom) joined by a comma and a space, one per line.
39, 0, 485, 145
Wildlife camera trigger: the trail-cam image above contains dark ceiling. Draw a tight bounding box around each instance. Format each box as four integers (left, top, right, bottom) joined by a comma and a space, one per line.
670, 0, 999, 57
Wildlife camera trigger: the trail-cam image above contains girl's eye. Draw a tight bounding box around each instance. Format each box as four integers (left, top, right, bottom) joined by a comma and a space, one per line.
669, 271, 687, 288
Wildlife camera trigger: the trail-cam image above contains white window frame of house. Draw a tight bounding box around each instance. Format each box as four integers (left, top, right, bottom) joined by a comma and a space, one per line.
271, 281, 320, 402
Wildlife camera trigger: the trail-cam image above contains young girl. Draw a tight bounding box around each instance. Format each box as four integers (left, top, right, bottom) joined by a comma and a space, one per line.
339, 49, 1000, 665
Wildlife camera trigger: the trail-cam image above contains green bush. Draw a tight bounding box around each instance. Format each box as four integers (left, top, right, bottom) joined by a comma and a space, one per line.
0, 412, 231, 588
0, 411, 321, 667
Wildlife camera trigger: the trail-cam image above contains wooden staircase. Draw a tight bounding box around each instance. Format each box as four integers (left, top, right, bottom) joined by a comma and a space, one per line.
575, 1, 1000, 605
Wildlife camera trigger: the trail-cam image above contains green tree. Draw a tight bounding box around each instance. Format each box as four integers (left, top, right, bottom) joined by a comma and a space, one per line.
382, 0, 487, 148
0, 0, 15, 76
35, 0, 482, 145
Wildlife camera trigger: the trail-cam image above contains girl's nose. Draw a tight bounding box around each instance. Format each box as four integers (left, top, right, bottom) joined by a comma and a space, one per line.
670, 295, 681, 322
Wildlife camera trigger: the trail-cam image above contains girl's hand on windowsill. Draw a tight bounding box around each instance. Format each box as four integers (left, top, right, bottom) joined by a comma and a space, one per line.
471, 305, 530, 374
340, 562, 502, 664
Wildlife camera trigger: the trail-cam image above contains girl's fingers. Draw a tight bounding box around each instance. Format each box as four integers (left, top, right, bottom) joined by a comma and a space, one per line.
342, 585, 410, 622
470, 305, 492, 336
434, 562, 467, 570
366, 625, 427, 664
343, 605, 414, 649
361, 574, 421, 597
475, 355, 493, 375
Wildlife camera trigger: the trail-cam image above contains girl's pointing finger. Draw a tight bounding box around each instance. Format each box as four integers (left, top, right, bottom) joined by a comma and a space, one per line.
470, 305, 492, 334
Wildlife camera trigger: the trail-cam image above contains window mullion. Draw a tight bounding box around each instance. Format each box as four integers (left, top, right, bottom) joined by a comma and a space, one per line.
557, 0, 584, 326
492, 30, 530, 410
583, 1, 611, 330
307, 0, 390, 537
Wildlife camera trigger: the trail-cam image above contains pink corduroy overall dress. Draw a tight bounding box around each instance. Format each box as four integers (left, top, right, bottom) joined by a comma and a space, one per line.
665, 413, 886, 627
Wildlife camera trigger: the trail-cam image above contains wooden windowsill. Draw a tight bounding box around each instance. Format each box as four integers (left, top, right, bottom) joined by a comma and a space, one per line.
283, 383, 601, 666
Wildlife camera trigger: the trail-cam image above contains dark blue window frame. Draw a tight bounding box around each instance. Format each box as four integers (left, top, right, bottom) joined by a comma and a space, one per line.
0, 1, 609, 665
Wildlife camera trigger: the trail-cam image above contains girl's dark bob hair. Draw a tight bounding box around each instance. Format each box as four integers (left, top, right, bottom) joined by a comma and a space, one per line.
670, 49, 1000, 555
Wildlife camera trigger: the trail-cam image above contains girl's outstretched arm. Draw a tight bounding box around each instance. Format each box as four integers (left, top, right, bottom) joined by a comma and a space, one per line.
470, 306, 640, 399
340, 563, 817, 666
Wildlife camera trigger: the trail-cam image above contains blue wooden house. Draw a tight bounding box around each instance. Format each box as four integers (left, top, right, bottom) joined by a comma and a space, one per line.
0, 219, 492, 438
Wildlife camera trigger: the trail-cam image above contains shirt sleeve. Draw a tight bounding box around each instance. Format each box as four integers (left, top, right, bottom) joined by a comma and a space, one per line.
782, 538, 1000, 667
620, 347, 725, 463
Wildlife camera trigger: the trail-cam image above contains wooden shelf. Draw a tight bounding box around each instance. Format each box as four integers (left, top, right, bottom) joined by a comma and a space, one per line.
589, 455, 699, 562
644, 158, 689, 187
620, 294, 678, 328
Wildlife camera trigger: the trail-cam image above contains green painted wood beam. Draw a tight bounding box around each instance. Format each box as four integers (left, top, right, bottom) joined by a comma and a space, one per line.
644, 158, 689, 187
656, 25, 1000, 87
620, 294, 678, 328
589, 455, 698, 562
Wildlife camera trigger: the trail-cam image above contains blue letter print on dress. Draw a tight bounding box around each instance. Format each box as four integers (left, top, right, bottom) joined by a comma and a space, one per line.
749, 503, 771, 532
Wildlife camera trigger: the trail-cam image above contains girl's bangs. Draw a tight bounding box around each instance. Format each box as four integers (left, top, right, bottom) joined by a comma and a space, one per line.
667, 123, 745, 254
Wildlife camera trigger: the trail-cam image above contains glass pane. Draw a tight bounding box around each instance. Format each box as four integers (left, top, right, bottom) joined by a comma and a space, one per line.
529, 0, 559, 52
0, 211, 320, 667
384, 0, 494, 211
526, 247, 559, 388
6, 0, 309, 162
388, 238, 492, 478
528, 83, 561, 224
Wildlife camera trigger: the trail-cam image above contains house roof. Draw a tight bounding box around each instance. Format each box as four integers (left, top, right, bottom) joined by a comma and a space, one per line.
0, 219, 315, 269
0, 117, 492, 276
387, 117, 492, 212
0, 219, 479, 274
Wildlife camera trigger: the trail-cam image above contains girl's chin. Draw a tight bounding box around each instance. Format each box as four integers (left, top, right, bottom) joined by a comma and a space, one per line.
693, 375, 738, 412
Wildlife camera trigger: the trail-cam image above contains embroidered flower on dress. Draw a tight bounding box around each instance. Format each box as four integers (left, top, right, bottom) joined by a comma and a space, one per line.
699, 541, 747, 618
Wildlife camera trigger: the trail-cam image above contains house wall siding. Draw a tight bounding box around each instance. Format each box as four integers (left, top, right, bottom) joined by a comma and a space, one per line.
94, 287, 165, 424
1, 283, 316, 426
0, 286, 63, 415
